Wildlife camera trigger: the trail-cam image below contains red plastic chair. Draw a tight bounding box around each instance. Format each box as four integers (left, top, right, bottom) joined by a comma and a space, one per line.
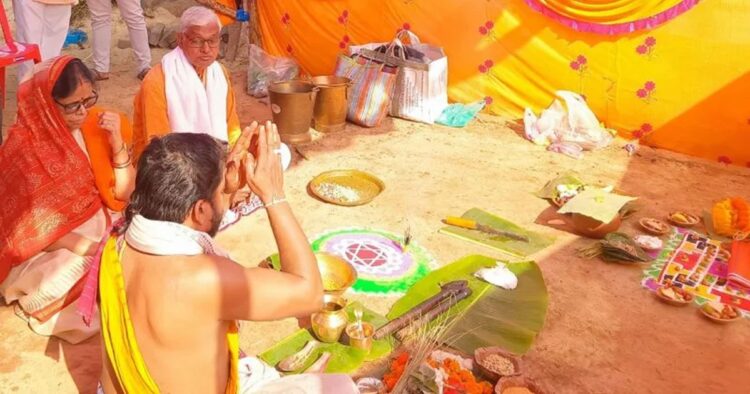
0, 3, 41, 143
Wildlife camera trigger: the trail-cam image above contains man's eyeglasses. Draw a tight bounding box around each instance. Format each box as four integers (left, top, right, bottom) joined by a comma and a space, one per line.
187, 36, 221, 48
55, 92, 99, 114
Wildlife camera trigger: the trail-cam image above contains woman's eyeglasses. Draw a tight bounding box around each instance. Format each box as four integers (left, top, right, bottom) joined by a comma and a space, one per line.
55, 92, 98, 114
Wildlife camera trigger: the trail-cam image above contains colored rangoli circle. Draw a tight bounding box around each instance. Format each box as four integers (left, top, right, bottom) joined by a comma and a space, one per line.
311, 228, 434, 295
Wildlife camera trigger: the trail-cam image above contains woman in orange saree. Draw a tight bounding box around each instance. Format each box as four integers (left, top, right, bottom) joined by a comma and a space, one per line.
0, 55, 135, 343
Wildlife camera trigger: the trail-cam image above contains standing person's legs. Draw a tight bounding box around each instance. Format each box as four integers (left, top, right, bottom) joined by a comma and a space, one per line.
117, 0, 152, 77
40, 4, 72, 61
88, 0, 113, 76
12, 0, 45, 80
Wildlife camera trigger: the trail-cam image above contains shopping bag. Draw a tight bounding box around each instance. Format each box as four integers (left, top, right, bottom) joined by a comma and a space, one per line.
334, 54, 397, 127
352, 31, 448, 124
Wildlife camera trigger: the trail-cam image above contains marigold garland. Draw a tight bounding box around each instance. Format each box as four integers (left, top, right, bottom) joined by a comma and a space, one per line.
428, 357, 493, 394
382, 352, 493, 394
713, 197, 750, 237
731, 197, 750, 230
383, 352, 409, 391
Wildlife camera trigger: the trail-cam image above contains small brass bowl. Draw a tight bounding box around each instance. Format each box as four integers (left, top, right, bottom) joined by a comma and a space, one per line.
346, 322, 374, 353
316, 252, 358, 296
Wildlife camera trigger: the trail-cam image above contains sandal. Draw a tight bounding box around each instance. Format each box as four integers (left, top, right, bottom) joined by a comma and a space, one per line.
94, 70, 109, 81
137, 68, 151, 81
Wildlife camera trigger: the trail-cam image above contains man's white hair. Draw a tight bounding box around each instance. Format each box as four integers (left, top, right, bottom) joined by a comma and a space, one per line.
179, 6, 222, 32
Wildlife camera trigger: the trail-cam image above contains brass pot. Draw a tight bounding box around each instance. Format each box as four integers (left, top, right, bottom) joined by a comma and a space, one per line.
311, 294, 348, 343
311, 75, 351, 133
268, 81, 318, 145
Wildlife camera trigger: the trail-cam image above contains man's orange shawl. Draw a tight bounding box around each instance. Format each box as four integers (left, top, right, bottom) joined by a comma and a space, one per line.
131, 63, 241, 161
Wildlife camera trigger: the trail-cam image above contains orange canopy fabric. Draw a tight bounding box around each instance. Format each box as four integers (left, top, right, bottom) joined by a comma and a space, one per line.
255, 0, 750, 166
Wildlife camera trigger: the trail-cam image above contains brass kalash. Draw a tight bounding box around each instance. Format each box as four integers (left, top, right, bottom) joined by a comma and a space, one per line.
310, 253, 357, 343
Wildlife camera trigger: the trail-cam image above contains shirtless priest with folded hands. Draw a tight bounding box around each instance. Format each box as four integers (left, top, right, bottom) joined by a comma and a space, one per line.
97, 122, 358, 393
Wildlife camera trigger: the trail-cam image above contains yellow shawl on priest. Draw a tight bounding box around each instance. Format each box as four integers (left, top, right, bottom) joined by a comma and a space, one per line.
99, 236, 239, 393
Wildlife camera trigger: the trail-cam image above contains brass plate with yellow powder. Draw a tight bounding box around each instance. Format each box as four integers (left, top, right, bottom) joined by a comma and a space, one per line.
309, 170, 385, 206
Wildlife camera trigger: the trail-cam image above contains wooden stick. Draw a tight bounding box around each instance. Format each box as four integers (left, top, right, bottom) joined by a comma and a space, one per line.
373, 280, 468, 340
394, 287, 472, 342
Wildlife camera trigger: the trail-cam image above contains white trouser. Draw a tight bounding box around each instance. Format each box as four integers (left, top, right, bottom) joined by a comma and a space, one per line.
88, 0, 152, 73
12, 0, 71, 81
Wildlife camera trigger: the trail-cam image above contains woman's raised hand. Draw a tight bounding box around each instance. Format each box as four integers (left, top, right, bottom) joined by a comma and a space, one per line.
99, 111, 123, 154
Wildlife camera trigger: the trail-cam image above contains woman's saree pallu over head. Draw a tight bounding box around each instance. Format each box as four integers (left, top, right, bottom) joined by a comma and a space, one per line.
0, 55, 128, 283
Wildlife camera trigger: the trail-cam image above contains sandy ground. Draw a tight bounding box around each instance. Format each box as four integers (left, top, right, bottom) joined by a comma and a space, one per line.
2, 3, 750, 394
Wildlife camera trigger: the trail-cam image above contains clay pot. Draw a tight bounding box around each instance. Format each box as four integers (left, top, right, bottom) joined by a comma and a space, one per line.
495, 376, 544, 394
569, 213, 622, 239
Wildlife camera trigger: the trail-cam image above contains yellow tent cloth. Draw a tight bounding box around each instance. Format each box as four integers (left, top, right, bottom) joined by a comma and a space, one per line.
255, 0, 750, 166
99, 237, 239, 394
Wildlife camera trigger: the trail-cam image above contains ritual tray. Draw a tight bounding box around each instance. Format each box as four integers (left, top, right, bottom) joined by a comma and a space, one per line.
309, 170, 385, 206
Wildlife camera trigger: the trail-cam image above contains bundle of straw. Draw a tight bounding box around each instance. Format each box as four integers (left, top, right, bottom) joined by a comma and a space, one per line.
388, 295, 473, 393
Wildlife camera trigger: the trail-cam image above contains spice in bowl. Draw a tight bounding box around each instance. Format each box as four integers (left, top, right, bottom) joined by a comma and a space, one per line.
702, 302, 740, 321
483, 353, 515, 376
668, 211, 700, 227
316, 182, 360, 203
497, 377, 539, 394
639, 218, 671, 235
657, 284, 693, 304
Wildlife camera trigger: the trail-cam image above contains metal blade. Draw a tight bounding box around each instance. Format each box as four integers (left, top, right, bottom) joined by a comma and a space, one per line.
477, 223, 530, 242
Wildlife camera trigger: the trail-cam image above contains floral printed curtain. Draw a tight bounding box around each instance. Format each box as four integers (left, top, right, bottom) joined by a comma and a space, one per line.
255, 0, 750, 166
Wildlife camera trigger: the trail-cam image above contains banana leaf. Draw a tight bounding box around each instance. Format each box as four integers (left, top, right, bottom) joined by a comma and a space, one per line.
534, 172, 586, 200
602, 232, 651, 262
439, 209, 555, 258
258, 302, 393, 373
386, 255, 548, 355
